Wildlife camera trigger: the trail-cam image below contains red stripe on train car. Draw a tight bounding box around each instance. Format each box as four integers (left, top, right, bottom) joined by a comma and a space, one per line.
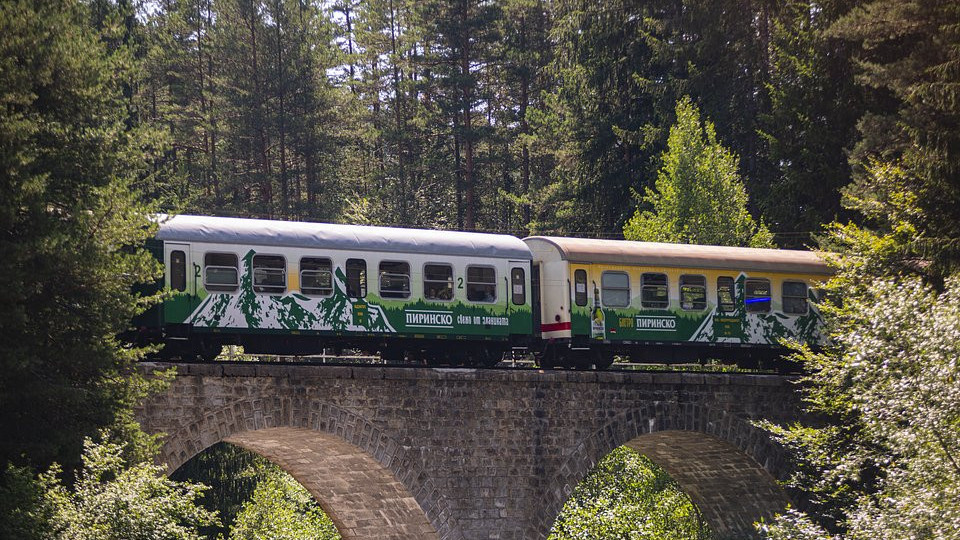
540, 321, 572, 332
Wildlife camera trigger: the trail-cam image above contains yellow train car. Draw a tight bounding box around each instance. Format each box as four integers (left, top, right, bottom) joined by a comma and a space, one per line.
523, 236, 831, 367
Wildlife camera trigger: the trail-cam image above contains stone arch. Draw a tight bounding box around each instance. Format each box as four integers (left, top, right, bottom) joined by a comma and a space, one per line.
538, 404, 790, 539
156, 398, 461, 540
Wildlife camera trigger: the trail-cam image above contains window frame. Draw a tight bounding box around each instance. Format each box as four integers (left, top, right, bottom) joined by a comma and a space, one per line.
511, 267, 526, 306
745, 278, 772, 313
601, 271, 630, 308
300, 257, 333, 297
717, 276, 736, 312
252, 254, 287, 294
203, 252, 239, 292
679, 274, 707, 311
423, 263, 454, 302
782, 281, 809, 315
346, 258, 367, 298
170, 250, 187, 292
378, 260, 411, 299
574, 269, 588, 307
640, 272, 669, 309
466, 265, 497, 303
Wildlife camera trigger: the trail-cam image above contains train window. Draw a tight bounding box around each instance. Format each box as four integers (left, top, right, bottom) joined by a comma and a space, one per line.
641, 273, 669, 309
346, 259, 367, 298
717, 276, 736, 312
424, 264, 454, 301
511, 268, 526, 305
300, 257, 332, 296
379, 261, 410, 299
204, 252, 239, 292
745, 278, 771, 312
466, 266, 497, 302
170, 250, 186, 292
574, 269, 588, 307
680, 275, 706, 310
782, 281, 808, 314
252, 255, 286, 294
601, 271, 630, 307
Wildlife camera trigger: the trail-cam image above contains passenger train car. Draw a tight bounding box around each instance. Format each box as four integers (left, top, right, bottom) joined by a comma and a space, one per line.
135, 215, 831, 368
526, 237, 830, 367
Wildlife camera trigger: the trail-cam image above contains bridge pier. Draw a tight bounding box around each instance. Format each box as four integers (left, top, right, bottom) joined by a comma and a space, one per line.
137, 363, 803, 539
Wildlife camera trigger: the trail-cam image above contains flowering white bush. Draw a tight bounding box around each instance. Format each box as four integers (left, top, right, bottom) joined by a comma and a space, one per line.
762, 276, 960, 540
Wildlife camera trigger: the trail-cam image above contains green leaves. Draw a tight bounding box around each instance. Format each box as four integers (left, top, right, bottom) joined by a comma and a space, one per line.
765, 276, 960, 539
623, 97, 774, 248
549, 447, 709, 540
228, 462, 340, 540
2, 437, 219, 540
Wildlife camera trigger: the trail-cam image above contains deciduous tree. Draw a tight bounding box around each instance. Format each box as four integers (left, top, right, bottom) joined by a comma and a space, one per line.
623, 97, 774, 247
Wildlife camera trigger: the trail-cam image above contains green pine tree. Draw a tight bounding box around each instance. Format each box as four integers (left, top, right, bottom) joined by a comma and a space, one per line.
0, 0, 164, 471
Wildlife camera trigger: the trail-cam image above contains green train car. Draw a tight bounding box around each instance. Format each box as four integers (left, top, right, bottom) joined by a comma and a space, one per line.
142, 215, 532, 365
525, 237, 830, 367
136, 215, 830, 368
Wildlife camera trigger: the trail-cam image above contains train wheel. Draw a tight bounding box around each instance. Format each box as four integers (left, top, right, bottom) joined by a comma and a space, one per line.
195, 340, 222, 362
481, 349, 503, 368
380, 347, 405, 364
594, 353, 614, 370
534, 351, 553, 369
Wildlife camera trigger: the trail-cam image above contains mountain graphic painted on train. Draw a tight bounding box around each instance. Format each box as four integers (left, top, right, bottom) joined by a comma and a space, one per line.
691, 274, 826, 346
188, 250, 396, 332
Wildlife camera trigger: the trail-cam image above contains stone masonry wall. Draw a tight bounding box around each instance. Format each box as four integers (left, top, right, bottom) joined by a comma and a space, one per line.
137, 363, 805, 540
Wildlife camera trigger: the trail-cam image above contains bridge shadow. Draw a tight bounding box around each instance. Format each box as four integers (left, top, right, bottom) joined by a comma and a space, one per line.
541, 408, 791, 539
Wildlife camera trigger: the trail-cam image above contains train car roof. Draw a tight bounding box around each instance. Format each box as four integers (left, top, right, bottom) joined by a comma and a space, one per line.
157, 215, 533, 260
524, 236, 832, 275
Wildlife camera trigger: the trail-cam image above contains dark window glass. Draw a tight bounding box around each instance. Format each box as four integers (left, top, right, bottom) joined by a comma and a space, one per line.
511, 268, 526, 305
253, 255, 286, 293
782, 281, 808, 314
424, 264, 454, 301
745, 278, 771, 312
601, 271, 630, 307
170, 250, 186, 292
204, 252, 239, 292
379, 261, 410, 299
300, 257, 332, 296
574, 269, 588, 307
466, 266, 497, 302
346, 259, 367, 298
717, 276, 735, 312
680, 275, 706, 310
641, 272, 669, 309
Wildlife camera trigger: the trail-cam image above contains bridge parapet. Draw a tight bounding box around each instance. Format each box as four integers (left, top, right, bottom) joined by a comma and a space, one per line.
137, 362, 804, 540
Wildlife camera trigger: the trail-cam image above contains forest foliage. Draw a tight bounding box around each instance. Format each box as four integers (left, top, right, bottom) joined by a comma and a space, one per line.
2, 0, 960, 538
549, 446, 709, 540
129, 0, 872, 243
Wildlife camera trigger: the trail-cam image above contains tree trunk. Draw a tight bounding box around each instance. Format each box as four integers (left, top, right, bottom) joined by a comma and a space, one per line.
459, 5, 475, 230
276, 0, 289, 216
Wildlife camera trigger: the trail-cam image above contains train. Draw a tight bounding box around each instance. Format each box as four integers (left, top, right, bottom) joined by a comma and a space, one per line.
132, 215, 831, 369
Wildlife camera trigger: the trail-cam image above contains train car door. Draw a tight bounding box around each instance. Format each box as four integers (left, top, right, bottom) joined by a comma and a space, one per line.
163, 242, 197, 325
531, 264, 541, 336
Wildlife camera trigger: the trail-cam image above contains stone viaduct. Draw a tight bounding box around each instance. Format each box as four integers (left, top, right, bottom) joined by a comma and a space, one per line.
136, 362, 806, 540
